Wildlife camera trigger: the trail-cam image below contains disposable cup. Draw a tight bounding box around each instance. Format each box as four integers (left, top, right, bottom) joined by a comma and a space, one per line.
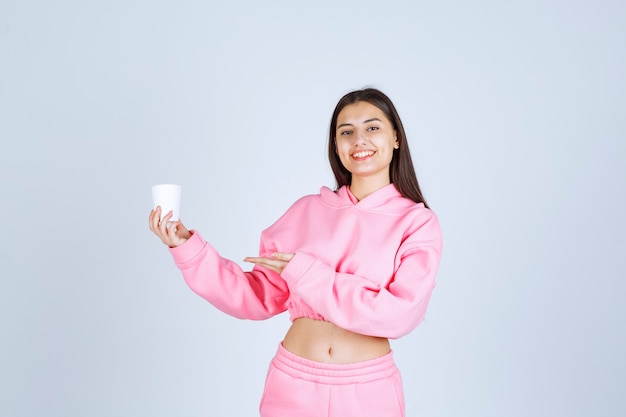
151, 184, 181, 221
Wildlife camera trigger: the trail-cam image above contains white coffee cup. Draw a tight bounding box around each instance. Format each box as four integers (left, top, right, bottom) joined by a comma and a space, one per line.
152, 184, 181, 221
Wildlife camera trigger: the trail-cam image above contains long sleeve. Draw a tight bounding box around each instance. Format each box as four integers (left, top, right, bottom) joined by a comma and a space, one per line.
280, 212, 442, 339
169, 231, 289, 320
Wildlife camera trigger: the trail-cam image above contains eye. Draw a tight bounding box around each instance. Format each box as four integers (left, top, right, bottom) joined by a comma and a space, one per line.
339, 130, 352, 136
367, 125, 379, 131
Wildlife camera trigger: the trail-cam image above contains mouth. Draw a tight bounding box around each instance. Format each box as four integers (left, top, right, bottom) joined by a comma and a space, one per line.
351, 150, 375, 160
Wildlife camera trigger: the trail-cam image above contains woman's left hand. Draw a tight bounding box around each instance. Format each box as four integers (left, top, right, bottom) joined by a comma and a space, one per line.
243, 252, 294, 274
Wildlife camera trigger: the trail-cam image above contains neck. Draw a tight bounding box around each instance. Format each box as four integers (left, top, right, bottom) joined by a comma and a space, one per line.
349, 176, 391, 201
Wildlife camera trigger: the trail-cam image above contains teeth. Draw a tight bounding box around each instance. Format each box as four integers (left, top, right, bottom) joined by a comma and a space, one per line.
353, 151, 374, 158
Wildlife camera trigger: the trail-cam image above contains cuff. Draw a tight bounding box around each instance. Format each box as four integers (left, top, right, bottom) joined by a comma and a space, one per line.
281, 252, 318, 286
169, 230, 206, 266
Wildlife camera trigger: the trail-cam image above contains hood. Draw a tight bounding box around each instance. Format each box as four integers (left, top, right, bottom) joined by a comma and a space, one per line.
318, 184, 422, 214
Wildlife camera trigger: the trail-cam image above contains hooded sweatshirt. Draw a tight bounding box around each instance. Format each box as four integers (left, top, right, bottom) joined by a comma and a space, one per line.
169, 184, 442, 339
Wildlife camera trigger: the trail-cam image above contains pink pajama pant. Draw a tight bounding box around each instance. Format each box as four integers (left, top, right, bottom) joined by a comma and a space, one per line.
259, 343, 405, 417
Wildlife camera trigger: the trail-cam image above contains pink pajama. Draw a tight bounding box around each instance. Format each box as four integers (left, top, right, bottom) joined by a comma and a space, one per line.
259, 344, 405, 417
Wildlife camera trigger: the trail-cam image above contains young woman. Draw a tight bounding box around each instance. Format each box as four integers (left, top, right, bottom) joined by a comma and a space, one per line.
148, 88, 443, 417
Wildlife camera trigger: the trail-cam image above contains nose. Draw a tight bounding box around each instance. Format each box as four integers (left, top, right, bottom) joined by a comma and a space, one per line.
353, 129, 368, 145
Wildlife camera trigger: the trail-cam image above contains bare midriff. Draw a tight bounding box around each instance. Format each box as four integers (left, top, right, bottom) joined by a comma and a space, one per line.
282, 318, 390, 364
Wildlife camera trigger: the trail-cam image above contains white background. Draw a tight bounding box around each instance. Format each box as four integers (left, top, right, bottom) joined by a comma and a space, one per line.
1, 1, 624, 416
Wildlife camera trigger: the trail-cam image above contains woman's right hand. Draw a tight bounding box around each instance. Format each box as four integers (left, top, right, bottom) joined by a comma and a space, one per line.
148, 206, 192, 248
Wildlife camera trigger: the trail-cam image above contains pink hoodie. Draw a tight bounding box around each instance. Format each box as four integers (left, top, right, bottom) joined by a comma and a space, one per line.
169, 184, 442, 339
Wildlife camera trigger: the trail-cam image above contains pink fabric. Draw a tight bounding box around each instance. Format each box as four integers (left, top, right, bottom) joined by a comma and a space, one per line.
259, 344, 405, 417
169, 184, 442, 339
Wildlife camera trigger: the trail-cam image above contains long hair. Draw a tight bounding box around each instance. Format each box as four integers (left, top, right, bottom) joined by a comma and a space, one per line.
327, 88, 429, 208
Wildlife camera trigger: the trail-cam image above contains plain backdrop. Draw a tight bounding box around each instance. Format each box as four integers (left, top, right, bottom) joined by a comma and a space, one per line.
1, 1, 624, 416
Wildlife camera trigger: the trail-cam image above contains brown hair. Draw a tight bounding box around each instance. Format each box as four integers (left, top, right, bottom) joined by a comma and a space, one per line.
327, 88, 429, 208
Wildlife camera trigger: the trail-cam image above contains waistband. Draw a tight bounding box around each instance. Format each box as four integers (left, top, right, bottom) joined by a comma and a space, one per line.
287, 299, 326, 322
271, 343, 398, 385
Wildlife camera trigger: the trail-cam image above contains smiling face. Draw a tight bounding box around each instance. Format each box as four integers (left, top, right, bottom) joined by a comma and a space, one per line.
335, 101, 399, 187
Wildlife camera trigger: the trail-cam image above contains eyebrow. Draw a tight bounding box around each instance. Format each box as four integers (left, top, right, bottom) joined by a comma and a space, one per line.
336, 118, 383, 130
